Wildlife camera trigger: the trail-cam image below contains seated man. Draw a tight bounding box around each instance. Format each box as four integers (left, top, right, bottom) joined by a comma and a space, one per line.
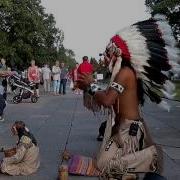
1, 121, 40, 176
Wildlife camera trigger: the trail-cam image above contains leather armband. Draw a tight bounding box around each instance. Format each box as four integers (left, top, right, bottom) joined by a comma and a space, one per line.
110, 82, 124, 93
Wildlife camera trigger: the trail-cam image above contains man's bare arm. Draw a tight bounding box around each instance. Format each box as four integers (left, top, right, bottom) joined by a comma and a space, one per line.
93, 67, 134, 107
77, 68, 133, 107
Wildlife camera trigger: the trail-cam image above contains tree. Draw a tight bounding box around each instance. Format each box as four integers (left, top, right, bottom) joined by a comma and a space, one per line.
90, 57, 99, 72
0, 0, 75, 69
56, 46, 76, 70
145, 0, 180, 45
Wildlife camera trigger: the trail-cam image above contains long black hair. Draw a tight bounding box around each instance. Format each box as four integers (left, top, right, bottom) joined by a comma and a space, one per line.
15, 121, 37, 146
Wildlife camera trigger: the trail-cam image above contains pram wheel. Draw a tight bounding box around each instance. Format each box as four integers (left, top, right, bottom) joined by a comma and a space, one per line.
13, 95, 22, 104
31, 95, 38, 103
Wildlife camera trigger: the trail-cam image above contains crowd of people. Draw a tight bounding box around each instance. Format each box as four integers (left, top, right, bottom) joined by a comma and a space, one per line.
23, 58, 92, 96
26, 60, 70, 96
0, 56, 94, 121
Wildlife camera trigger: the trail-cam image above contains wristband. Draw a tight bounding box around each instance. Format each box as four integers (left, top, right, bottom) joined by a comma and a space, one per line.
87, 83, 101, 96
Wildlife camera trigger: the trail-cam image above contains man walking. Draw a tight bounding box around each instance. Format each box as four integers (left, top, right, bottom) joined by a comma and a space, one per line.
59, 62, 68, 95
78, 56, 93, 75
0, 58, 11, 122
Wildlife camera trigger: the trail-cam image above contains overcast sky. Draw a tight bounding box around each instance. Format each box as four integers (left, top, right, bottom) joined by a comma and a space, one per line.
41, 0, 150, 62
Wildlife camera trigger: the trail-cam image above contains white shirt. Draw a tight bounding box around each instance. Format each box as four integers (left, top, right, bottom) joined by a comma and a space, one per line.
52, 66, 61, 81
42, 67, 51, 80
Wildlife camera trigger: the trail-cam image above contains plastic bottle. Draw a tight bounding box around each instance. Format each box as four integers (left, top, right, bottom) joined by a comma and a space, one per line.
59, 165, 68, 180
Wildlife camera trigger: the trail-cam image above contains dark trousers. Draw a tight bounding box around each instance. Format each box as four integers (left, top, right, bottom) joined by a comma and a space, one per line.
59, 79, 67, 94
98, 121, 107, 136
143, 173, 167, 180
0, 94, 6, 116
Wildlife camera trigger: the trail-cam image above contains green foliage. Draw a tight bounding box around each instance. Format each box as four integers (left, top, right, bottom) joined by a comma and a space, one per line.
0, 0, 75, 70
56, 46, 76, 70
145, 0, 180, 45
90, 57, 99, 72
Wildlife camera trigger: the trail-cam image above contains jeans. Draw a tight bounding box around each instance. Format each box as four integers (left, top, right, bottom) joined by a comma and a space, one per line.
53, 80, 60, 94
59, 79, 67, 94
43, 79, 51, 92
0, 94, 6, 116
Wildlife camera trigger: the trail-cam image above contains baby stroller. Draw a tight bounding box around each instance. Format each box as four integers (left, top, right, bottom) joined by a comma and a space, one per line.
7, 74, 38, 104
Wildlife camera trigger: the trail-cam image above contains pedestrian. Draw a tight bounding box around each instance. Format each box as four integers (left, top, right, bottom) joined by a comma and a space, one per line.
0, 121, 40, 176
59, 62, 68, 95
52, 61, 61, 95
6, 67, 12, 94
71, 63, 81, 94
77, 56, 94, 106
76, 15, 179, 179
27, 60, 40, 97
0, 58, 11, 122
0, 58, 8, 100
41, 64, 51, 93
77, 56, 93, 75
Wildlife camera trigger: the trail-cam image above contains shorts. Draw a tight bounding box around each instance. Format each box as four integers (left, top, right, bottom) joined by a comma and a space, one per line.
31, 83, 39, 90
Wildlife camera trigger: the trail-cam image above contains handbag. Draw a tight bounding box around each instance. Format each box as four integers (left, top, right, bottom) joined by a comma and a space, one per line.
70, 80, 74, 89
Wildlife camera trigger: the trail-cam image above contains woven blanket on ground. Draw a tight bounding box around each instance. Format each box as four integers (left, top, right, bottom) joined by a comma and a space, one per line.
68, 155, 100, 176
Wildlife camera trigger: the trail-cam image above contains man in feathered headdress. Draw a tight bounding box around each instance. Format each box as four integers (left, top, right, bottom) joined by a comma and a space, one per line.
77, 14, 179, 179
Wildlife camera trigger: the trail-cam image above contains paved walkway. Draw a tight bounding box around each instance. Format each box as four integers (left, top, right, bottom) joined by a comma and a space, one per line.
0, 91, 180, 180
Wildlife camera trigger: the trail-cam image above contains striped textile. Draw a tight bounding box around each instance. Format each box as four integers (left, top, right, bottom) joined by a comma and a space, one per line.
68, 155, 100, 176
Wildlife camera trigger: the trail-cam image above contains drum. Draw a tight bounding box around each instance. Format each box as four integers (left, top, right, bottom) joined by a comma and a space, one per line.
4, 148, 16, 157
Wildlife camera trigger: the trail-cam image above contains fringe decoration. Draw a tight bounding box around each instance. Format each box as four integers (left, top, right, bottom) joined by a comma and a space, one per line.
154, 144, 164, 175
83, 92, 101, 112
102, 148, 128, 178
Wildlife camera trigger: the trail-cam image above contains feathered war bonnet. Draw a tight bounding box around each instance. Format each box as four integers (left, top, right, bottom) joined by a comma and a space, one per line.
105, 14, 180, 111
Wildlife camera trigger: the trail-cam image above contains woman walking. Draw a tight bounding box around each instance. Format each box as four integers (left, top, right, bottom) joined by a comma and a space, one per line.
27, 60, 40, 97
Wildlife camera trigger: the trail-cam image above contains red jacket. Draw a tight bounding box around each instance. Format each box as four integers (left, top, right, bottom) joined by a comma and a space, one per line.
77, 61, 93, 75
